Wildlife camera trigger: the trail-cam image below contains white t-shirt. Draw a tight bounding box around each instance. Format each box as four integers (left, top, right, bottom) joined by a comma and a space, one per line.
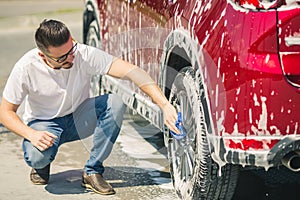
3, 43, 114, 123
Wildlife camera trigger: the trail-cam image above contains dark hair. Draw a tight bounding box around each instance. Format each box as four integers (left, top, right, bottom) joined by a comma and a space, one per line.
35, 19, 70, 53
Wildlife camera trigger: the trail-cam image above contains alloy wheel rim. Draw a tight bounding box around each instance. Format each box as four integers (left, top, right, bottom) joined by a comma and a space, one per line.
171, 89, 197, 188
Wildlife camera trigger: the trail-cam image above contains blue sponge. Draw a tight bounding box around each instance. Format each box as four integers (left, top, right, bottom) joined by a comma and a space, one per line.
170, 112, 187, 140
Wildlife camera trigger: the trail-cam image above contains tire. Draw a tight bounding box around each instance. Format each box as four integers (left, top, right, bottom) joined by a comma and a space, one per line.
86, 20, 100, 48
86, 20, 102, 97
166, 67, 239, 200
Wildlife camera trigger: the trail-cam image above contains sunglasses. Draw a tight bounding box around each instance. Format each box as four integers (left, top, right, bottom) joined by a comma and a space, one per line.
44, 39, 78, 63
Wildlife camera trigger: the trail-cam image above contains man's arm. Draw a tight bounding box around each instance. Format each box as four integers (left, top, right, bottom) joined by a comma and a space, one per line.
107, 58, 180, 134
0, 97, 57, 151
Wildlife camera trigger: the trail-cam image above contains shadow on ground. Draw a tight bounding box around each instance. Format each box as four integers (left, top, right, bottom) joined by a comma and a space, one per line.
45, 166, 171, 195
233, 169, 300, 200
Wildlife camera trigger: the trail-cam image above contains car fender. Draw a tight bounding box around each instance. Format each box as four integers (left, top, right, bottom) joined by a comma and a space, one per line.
159, 28, 226, 164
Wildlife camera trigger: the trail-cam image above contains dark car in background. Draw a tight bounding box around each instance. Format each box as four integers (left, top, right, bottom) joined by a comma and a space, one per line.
83, 0, 300, 199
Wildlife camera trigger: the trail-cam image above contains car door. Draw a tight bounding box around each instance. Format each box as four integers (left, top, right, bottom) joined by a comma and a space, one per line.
98, 0, 172, 128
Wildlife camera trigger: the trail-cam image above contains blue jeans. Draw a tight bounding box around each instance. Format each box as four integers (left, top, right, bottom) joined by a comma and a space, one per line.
22, 94, 125, 175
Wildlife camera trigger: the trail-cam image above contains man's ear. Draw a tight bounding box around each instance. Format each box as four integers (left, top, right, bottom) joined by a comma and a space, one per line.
38, 52, 45, 58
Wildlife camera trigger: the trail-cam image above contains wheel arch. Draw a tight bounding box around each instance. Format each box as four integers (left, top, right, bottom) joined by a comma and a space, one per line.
159, 28, 200, 99
159, 28, 218, 155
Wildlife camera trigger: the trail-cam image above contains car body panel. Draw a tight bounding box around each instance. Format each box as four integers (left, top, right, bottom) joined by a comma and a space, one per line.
83, 0, 300, 168
278, 7, 300, 86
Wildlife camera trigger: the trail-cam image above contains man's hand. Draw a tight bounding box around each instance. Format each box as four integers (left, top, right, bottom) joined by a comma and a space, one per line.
28, 130, 58, 151
162, 102, 180, 134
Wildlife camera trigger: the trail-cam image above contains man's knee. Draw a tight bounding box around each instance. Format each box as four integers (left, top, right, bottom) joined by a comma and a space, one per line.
23, 140, 56, 169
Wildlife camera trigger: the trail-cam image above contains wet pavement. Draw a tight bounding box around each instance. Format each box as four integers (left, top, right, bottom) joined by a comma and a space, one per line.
0, 112, 177, 200
2, 1, 300, 200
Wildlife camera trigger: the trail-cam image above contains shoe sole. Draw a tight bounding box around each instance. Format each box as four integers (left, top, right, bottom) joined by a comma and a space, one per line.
81, 182, 115, 195
30, 180, 48, 185
30, 177, 48, 185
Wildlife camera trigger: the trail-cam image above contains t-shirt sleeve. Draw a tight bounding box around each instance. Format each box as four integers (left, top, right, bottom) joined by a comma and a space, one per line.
3, 64, 29, 105
81, 44, 115, 75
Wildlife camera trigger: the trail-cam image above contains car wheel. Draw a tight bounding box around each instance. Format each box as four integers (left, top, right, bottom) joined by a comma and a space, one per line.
86, 20, 101, 97
167, 67, 239, 200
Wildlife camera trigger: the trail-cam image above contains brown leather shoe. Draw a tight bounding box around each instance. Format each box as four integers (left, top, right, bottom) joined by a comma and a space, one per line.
81, 172, 115, 195
30, 164, 50, 185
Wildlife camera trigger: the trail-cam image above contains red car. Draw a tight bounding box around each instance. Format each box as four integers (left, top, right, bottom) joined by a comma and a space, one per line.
83, 0, 300, 199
